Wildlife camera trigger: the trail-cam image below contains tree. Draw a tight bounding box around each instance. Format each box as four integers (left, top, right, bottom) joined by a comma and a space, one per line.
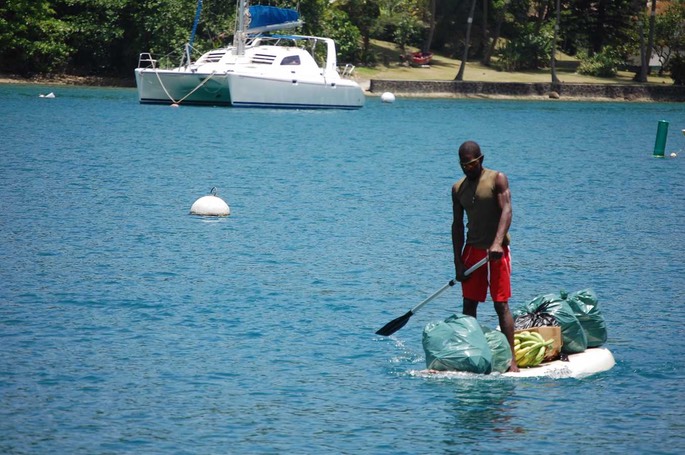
636, 0, 658, 82
3, 0, 682, 84
455, 0, 478, 80
564, 0, 641, 56
551, 0, 560, 83
653, 0, 685, 77
338, 0, 381, 62
53, 0, 130, 76
424, 0, 437, 53
322, 5, 362, 63
0, 0, 71, 74
482, 0, 509, 66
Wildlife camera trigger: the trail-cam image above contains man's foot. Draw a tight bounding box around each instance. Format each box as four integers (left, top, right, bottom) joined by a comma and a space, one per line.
508, 362, 520, 373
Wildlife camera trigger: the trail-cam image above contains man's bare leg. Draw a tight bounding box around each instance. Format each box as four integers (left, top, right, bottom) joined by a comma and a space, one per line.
495, 301, 519, 372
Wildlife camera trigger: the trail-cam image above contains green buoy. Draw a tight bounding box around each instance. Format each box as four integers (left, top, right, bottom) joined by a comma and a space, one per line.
653, 120, 669, 157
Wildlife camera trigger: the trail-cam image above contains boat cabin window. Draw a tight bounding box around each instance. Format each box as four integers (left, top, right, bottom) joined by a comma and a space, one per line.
281, 55, 301, 66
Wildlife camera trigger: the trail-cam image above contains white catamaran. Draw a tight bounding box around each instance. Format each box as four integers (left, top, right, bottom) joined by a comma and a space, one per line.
134, 0, 365, 109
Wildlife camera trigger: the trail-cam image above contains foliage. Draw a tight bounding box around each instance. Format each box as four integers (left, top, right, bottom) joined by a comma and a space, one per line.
562, 0, 642, 56
577, 46, 624, 78
321, 7, 362, 64
337, 0, 381, 63
278, 0, 325, 36
1, 0, 684, 82
374, 0, 425, 52
392, 13, 424, 52
653, 0, 685, 76
496, 21, 553, 71
0, 0, 72, 74
668, 54, 685, 85
54, 0, 131, 76
429, 0, 476, 56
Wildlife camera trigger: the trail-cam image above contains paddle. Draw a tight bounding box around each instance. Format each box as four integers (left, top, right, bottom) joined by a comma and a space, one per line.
375, 256, 488, 336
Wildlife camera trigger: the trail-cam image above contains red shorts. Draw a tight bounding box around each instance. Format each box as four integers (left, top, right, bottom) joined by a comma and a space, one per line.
461, 245, 511, 303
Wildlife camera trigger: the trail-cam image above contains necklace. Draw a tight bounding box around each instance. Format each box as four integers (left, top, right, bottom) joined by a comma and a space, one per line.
470, 177, 480, 205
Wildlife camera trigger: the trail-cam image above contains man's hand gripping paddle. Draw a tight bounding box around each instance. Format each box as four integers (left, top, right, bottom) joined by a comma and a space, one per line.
375, 256, 488, 336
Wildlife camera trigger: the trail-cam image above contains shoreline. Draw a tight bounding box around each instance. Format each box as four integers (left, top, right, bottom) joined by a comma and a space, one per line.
0, 73, 135, 87
2, 73, 682, 102
366, 79, 685, 103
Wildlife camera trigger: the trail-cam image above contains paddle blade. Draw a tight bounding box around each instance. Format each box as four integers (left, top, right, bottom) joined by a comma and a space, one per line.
375, 310, 414, 337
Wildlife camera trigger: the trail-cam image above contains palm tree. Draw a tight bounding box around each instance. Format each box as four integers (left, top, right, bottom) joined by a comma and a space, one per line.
636, 0, 657, 82
551, 0, 561, 84
455, 0, 478, 81
482, 1, 509, 66
424, 0, 437, 54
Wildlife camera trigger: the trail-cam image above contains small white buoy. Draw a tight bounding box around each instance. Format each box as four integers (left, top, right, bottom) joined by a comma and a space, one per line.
380, 92, 395, 103
190, 187, 230, 217
670, 152, 677, 158
171, 103, 180, 108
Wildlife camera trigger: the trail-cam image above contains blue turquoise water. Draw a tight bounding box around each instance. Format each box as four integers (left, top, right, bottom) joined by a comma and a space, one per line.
1, 84, 684, 454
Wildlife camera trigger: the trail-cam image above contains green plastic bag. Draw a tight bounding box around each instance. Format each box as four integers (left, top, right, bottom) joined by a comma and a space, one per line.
422, 314, 492, 374
481, 325, 512, 373
563, 289, 607, 348
514, 293, 588, 354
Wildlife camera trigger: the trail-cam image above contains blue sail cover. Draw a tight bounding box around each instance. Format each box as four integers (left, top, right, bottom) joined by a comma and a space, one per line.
248, 6, 300, 30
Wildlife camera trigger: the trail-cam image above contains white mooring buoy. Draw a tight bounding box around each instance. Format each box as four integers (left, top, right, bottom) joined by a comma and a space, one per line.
380, 92, 396, 103
190, 187, 230, 217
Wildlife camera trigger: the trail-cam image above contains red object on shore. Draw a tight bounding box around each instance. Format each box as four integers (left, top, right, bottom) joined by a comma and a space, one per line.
410, 51, 433, 65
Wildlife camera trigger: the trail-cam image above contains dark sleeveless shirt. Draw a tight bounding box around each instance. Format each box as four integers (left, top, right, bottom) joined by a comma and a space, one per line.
455, 168, 510, 249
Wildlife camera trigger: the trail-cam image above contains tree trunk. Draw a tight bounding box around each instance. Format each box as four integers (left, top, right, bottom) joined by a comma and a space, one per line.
456, 0, 478, 81
551, 0, 560, 84
634, 16, 647, 82
423, 0, 437, 53
478, 0, 488, 57
482, 1, 508, 66
645, 0, 657, 78
637, 0, 657, 82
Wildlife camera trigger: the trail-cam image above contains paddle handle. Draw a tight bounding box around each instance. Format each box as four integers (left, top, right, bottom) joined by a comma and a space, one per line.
409, 256, 488, 314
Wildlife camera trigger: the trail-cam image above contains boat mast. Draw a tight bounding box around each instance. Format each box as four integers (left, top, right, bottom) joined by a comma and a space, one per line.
184, 0, 204, 66
234, 0, 248, 55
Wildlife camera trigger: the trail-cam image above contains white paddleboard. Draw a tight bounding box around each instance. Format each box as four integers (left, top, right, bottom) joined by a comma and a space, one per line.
503, 347, 615, 378
412, 348, 615, 379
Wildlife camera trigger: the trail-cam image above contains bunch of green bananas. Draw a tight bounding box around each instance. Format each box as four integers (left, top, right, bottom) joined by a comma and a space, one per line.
514, 331, 555, 368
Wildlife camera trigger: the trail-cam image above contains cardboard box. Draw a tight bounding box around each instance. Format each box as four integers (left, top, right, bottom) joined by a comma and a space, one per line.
515, 326, 562, 362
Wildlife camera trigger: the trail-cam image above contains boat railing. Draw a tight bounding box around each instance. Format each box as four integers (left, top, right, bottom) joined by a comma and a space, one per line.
340, 64, 356, 78
137, 53, 158, 69
138, 47, 194, 70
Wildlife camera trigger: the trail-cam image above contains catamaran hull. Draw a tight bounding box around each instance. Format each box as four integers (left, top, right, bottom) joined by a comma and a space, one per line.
227, 73, 364, 109
135, 68, 365, 109
135, 69, 232, 106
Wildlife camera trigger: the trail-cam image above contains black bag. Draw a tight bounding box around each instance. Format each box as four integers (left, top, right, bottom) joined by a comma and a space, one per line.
513, 293, 588, 354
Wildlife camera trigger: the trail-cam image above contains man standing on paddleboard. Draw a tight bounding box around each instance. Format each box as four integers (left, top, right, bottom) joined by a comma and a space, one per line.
452, 140, 519, 373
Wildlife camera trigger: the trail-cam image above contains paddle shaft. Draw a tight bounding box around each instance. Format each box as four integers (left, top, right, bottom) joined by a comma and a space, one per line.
375, 255, 489, 336
409, 255, 488, 315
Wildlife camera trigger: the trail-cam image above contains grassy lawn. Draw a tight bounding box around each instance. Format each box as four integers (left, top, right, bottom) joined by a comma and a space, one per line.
353, 39, 673, 85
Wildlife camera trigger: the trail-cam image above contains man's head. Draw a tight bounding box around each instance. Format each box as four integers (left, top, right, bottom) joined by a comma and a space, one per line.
458, 141, 484, 180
